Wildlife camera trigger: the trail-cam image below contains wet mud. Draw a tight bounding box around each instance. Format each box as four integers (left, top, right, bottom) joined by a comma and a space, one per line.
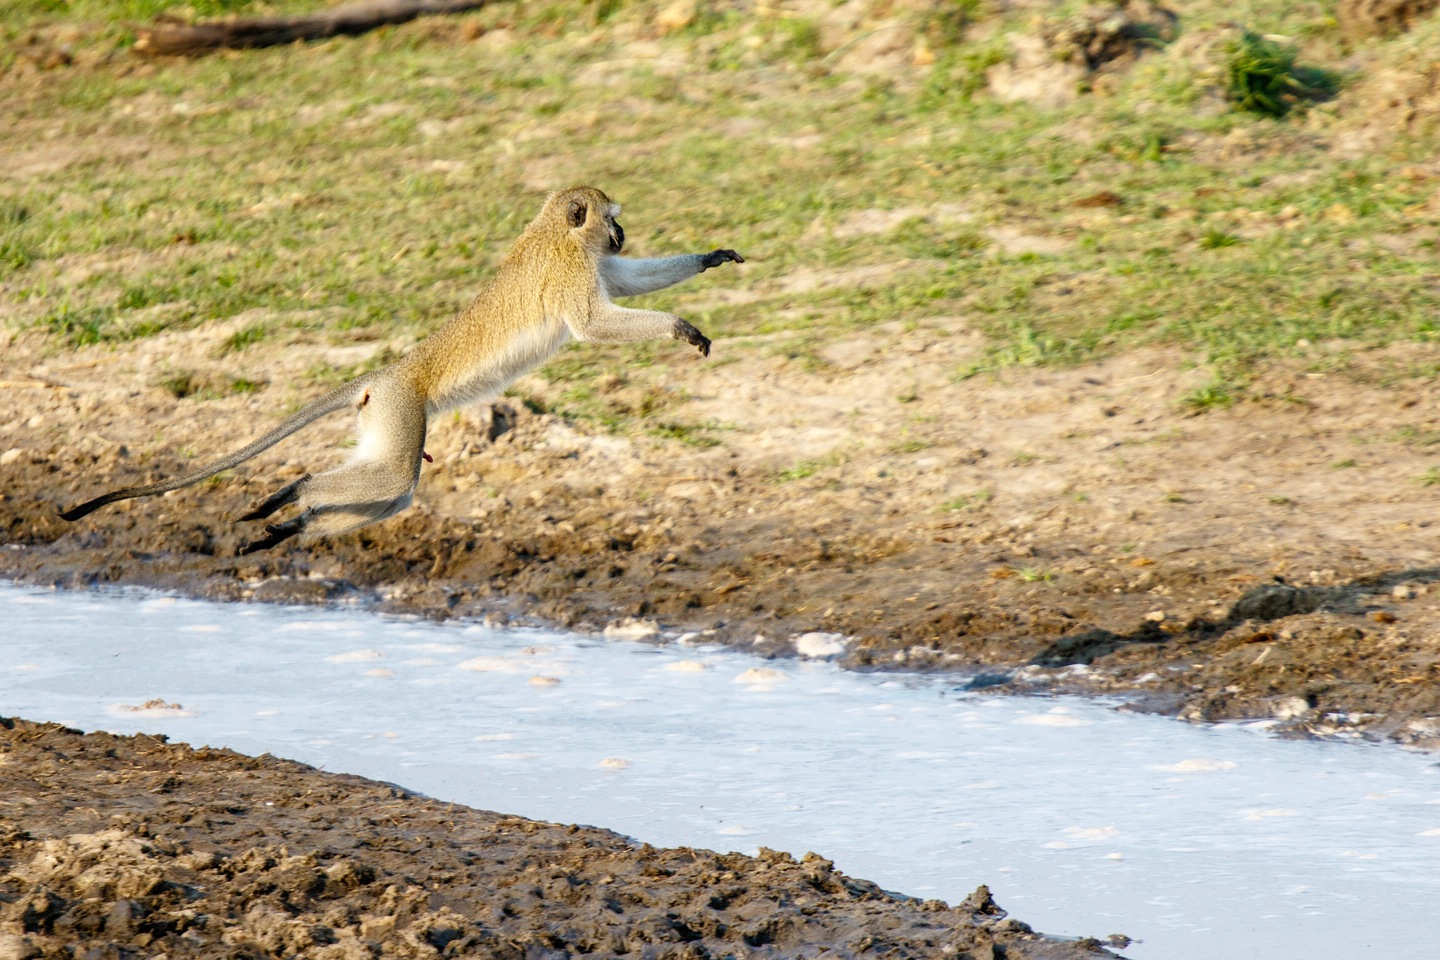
0, 717, 1117, 959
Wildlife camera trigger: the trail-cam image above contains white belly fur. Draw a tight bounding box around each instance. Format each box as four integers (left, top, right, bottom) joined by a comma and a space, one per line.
430, 322, 571, 415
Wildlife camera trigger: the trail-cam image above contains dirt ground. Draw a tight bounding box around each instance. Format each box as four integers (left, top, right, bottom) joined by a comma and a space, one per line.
4, 306, 1440, 748
0, 716, 1121, 959
4, 272, 1440, 958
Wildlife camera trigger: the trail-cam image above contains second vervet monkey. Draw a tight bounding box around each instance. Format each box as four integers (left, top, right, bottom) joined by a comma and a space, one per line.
59, 185, 744, 553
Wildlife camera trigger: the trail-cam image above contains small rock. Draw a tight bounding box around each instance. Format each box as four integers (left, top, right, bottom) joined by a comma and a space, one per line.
655, 0, 696, 34
1393, 584, 1415, 600
0, 448, 24, 466
603, 617, 660, 641
1273, 696, 1312, 721
734, 667, 787, 686
793, 631, 846, 659
0, 933, 40, 960
1144, 610, 1167, 622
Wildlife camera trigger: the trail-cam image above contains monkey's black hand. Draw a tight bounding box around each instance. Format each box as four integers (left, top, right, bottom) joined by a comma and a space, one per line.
674, 318, 711, 357
700, 249, 744, 270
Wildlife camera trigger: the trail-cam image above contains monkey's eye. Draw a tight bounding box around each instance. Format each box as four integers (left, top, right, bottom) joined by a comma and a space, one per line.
359, 391, 370, 408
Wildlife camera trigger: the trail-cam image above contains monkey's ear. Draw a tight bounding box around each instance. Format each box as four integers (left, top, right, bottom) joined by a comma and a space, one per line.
567, 199, 587, 228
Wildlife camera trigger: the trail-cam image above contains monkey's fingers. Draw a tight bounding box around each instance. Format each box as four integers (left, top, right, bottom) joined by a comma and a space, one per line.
701, 249, 744, 270
673, 319, 711, 357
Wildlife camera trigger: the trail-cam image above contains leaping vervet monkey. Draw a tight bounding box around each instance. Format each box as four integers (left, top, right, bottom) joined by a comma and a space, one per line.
59, 185, 744, 553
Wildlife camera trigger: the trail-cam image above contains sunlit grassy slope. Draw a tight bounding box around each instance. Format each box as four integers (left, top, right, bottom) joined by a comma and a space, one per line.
4, 0, 1440, 413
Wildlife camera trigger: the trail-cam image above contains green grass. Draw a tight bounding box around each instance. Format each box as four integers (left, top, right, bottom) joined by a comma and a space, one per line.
1, 0, 1435, 414
1223, 28, 1340, 118
1182, 380, 1238, 411
943, 490, 992, 512
774, 452, 844, 483
1016, 565, 1054, 583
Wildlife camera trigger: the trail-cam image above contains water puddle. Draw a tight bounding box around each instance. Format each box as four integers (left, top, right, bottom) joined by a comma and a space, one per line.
3, 582, 1437, 958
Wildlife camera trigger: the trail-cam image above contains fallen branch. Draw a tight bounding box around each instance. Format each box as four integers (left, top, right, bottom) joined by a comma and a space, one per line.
132, 0, 488, 57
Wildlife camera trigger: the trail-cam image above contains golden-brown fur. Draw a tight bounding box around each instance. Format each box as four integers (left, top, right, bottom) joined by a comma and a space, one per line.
59, 186, 743, 553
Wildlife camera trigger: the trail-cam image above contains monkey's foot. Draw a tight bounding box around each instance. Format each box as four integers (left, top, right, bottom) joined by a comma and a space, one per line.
237, 516, 306, 555
237, 474, 310, 522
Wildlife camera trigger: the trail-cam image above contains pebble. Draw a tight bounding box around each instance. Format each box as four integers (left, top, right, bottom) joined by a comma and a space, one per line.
1273, 696, 1311, 721
792, 632, 846, 659
734, 667, 787, 686
604, 617, 660, 641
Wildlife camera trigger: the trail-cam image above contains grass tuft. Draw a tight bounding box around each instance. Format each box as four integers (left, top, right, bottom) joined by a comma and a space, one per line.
1223, 29, 1339, 118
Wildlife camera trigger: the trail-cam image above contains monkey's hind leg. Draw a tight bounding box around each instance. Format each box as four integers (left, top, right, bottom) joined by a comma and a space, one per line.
237, 514, 309, 555
237, 474, 311, 522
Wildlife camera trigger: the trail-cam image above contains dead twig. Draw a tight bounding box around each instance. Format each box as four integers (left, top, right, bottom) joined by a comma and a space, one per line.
132, 0, 488, 57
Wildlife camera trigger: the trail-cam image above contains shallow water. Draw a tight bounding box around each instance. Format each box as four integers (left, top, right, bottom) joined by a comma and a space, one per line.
3, 582, 1437, 959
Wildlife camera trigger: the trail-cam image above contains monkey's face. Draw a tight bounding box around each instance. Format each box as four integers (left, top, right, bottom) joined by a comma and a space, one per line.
596, 199, 625, 252
562, 190, 624, 254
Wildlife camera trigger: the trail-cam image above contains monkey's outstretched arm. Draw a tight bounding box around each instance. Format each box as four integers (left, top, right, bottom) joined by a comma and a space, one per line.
570, 302, 712, 357
58, 374, 377, 522
600, 250, 743, 298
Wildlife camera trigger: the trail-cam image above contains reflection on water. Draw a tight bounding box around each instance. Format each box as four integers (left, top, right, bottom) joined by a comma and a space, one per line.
3, 582, 1438, 960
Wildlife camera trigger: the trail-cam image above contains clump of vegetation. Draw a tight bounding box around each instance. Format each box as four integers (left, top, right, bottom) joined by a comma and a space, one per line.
156, 368, 265, 399
1015, 565, 1054, 583
774, 451, 844, 483
1182, 379, 1237, 412
216, 323, 268, 356
648, 420, 725, 448
156, 369, 203, 399
1222, 29, 1339, 117
942, 490, 992, 512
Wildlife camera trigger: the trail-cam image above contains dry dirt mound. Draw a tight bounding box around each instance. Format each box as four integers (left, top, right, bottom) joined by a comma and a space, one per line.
1337, 0, 1440, 39
987, 1, 1179, 107
0, 717, 1118, 960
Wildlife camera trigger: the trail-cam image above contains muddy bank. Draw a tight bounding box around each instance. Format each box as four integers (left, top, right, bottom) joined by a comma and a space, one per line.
0, 717, 1119, 959
4, 328, 1440, 747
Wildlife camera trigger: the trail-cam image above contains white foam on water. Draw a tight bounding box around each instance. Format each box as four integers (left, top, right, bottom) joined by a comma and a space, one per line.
1155, 758, 1239, 773
664, 660, 711, 672
325, 649, 385, 663
2, 581, 1438, 960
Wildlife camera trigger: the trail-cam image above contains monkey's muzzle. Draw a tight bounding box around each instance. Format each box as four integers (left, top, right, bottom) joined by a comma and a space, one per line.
609, 220, 624, 253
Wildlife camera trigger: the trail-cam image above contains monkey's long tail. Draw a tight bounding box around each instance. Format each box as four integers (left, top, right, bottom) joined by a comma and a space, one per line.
58, 374, 377, 522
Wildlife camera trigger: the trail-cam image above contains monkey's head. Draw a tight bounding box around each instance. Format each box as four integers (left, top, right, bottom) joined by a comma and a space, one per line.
549, 185, 624, 255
